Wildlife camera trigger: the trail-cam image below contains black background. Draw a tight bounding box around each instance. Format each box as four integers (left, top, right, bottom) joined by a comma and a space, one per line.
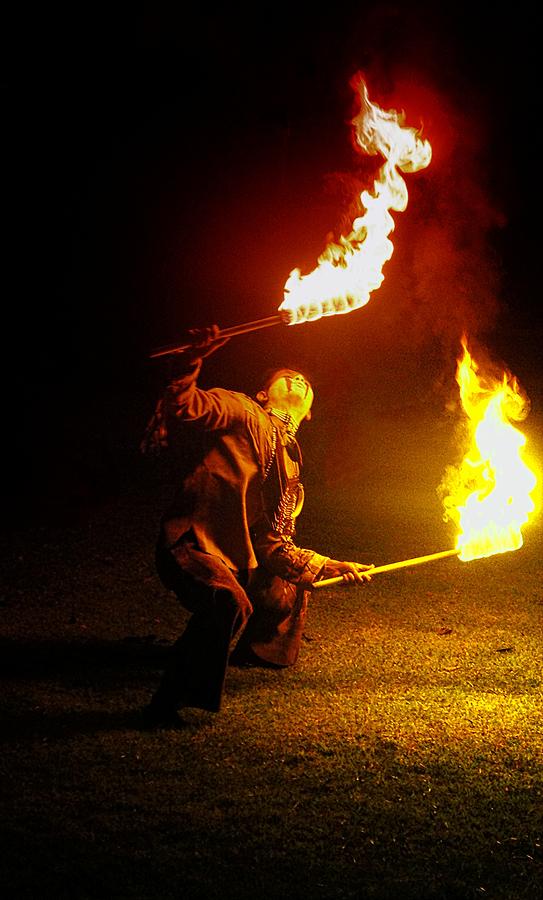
4, 4, 542, 523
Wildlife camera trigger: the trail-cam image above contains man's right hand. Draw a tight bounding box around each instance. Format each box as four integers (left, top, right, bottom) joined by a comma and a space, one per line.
185, 325, 230, 361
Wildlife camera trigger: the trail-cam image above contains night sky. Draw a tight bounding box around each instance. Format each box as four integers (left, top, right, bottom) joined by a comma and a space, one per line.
4, 5, 542, 523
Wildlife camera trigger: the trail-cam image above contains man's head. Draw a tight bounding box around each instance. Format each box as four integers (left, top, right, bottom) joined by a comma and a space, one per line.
256, 368, 314, 423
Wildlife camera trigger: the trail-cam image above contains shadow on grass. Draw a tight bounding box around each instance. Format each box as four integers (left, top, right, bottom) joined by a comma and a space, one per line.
0, 706, 151, 739
0, 635, 171, 678
0, 636, 174, 738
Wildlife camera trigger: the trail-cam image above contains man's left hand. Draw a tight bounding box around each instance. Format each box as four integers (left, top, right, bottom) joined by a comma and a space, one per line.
322, 560, 374, 584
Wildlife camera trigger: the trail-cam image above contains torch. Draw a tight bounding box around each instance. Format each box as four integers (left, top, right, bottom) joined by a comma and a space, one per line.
150, 314, 291, 359
150, 77, 432, 360
312, 549, 459, 590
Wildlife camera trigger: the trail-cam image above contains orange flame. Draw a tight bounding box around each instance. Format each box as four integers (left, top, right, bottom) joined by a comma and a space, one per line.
279, 76, 432, 324
440, 337, 538, 561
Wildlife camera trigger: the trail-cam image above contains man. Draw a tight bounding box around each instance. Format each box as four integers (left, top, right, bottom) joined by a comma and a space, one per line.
141, 326, 372, 727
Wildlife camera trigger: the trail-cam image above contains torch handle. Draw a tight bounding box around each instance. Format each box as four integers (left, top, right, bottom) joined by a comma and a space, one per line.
312, 548, 459, 590
150, 314, 286, 359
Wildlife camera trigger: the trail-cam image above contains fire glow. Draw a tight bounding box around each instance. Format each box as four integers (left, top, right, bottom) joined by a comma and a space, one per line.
280, 75, 432, 325
440, 338, 538, 562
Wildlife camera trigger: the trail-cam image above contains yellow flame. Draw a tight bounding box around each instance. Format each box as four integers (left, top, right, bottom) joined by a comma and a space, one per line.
440, 337, 538, 561
279, 77, 432, 325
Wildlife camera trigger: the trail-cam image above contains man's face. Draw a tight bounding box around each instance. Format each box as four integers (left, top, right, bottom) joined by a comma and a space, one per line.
265, 369, 314, 420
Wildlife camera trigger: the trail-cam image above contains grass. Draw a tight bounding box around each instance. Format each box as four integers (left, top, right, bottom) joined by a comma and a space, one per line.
1, 400, 542, 899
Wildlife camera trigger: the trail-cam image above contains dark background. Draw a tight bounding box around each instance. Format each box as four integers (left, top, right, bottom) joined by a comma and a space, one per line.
3, 4, 542, 526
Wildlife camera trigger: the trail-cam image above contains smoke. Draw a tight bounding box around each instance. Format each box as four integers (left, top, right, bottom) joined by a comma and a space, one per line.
327, 6, 513, 377
396, 78, 505, 343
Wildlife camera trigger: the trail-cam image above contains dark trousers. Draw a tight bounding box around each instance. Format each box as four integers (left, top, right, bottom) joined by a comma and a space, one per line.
153, 537, 253, 712
152, 536, 309, 712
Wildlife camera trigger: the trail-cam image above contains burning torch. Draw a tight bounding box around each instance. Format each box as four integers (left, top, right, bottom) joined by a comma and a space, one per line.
150, 77, 432, 360
314, 337, 538, 590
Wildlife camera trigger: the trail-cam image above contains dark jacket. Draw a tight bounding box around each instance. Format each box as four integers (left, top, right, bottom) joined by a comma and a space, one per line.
142, 356, 328, 584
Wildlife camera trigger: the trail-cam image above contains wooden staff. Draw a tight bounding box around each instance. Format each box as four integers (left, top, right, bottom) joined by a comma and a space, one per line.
150, 314, 288, 359
312, 548, 460, 590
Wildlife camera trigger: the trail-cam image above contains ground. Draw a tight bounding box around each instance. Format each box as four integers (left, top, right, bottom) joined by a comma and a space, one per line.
1, 375, 542, 899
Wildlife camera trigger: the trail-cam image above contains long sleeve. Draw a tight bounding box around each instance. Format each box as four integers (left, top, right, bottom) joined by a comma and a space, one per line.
251, 527, 329, 587
141, 356, 251, 454
164, 359, 248, 432
142, 355, 278, 573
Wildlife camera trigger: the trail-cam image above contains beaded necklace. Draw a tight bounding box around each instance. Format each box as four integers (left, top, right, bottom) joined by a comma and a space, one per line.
267, 407, 299, 443
262, 408, 303, 535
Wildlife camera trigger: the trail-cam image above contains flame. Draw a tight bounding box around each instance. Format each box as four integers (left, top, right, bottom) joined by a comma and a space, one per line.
440, 337, 538, 561
279, 76, 432, 325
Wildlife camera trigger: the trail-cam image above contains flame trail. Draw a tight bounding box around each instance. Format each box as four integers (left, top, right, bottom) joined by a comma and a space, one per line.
440, 337, 538, 561
280, 75, 432, 325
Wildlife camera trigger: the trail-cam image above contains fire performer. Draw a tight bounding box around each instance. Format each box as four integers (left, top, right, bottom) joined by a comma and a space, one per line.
140, 326, 373, 727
